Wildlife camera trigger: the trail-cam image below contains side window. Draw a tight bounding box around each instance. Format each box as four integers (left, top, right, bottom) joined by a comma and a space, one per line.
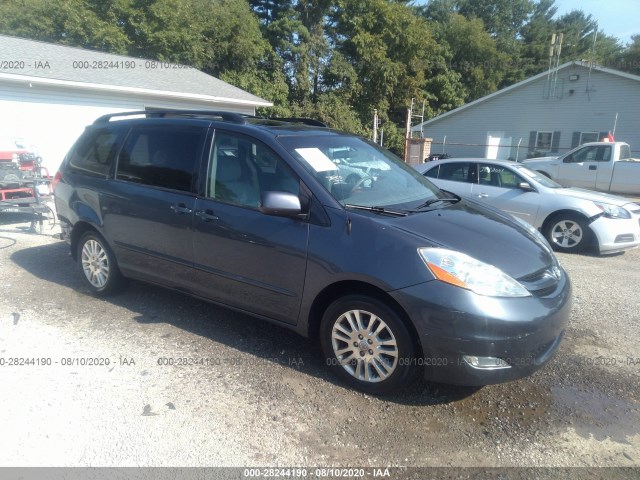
424, 165, 439, 179
597, 146, 612, 162
571, 146, 598, 163
116, 126, 205, 192
67, 128, 122, 176
208, 131, 299, 208
479, 163, 523, 189
437, 162, 475, 183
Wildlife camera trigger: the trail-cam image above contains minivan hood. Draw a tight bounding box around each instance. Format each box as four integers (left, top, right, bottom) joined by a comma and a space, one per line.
380, 201, 555, 280
554, 187, 632, 206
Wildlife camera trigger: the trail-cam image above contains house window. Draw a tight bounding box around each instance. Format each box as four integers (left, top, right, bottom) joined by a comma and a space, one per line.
579, 132, 599, 145
535, 132, 553, 151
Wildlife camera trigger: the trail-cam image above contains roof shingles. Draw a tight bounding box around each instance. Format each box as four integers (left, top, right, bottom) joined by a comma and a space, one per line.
0, 34, 271, 106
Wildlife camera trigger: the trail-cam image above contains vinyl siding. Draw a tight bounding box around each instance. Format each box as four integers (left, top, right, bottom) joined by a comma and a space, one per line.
415, 64, 640, 161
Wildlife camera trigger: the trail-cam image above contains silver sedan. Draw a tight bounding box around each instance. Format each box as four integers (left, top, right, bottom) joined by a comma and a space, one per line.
415, 158, 640, 254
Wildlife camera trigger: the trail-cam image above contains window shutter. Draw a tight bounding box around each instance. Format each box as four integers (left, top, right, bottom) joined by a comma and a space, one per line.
551, 131, 561, 153
571, 132, 580, 148
528, 131, 537, 152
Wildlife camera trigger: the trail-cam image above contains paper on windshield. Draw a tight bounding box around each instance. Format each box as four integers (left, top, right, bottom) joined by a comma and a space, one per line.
295, 148, 337, 172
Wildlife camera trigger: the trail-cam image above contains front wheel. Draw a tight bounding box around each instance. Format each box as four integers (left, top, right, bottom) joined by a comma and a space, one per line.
320, 295, 416, 394
544, 214, 592, 253
77, 231, 125, 295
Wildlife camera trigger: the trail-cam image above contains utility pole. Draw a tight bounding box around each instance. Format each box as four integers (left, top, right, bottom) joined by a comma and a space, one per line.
373, 109, 378, 144
404, 108, 411, 162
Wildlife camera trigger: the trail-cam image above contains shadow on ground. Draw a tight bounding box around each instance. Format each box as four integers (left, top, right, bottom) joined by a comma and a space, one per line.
10, 241, 478, 406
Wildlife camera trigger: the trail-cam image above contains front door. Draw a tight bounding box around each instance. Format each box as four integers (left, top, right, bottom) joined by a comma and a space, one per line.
191, 130, 309, 324
558, 145, 611, 189
471, 162, 540, 224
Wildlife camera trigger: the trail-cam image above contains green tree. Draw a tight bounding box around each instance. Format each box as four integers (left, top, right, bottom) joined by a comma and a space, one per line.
330, 0, 457, 153
552, 10, 623, 66
519, 0, 558, 76
621, 35, 640, 75
432, 13, 508, 101
0, 0, 130, 53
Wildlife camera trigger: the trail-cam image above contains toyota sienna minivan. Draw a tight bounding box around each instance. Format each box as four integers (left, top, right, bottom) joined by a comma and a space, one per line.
54, 110, 571, 394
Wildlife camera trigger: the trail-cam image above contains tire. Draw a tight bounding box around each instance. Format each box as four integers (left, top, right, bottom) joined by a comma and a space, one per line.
320, 295, 416, 394
76, 231, 125, 295
544, 213, 592, 253
0, 167, 23, 188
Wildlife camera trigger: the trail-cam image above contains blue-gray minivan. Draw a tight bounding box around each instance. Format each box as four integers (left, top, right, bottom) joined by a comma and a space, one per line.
54, 111, 571, 394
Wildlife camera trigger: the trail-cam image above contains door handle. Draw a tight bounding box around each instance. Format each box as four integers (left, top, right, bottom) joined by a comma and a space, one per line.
195, 209, 219, 222
589, 165, 597, 170
477, 193, 489, 198
170, 203, 193, 215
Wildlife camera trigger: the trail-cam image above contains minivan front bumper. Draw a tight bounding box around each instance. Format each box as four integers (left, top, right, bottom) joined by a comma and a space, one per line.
390, 271, 571, 386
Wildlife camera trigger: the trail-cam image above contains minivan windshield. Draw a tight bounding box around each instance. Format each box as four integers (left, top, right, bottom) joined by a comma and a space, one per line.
278, 134, 443, 210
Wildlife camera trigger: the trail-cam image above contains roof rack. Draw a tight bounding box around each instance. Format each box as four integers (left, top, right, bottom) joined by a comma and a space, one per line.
92, 110, 328, 128
267, 117, 327, 127
93, 110, 248, 124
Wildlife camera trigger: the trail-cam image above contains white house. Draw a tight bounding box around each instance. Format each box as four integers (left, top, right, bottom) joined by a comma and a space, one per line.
412, 61, 640, 161
0, 34, 272, 172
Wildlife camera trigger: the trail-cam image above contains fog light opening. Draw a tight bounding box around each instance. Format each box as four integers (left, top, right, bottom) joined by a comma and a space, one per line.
463, 355, 511, 370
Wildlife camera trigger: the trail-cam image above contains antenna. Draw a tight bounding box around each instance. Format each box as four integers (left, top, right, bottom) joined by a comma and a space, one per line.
586, 31, 598, 101
546, 33, 563, 98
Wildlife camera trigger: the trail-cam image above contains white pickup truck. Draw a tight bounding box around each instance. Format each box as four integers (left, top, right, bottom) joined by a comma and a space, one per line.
523, 142, 640, 195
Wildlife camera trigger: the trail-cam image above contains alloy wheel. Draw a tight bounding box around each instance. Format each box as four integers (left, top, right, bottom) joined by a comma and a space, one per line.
81, 239, 110, 288
331, 309, 399, 383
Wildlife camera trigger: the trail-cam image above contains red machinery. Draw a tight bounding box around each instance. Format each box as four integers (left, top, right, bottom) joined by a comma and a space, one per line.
1, 141, 54, 232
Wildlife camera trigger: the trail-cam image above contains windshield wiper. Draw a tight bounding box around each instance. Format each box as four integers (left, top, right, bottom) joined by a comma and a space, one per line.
344, 204, 408, 217
411, 194, 460, 211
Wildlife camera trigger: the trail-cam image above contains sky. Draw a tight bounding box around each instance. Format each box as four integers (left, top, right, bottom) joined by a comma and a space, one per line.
554, 0, 640, 45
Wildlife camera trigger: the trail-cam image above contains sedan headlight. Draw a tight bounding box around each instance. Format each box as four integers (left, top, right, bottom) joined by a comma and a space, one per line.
594, 202, 631, 219
418, 248, 530, 297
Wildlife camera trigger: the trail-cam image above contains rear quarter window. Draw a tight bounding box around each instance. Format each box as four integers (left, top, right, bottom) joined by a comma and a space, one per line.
619, 145, 631, 160
67, 128, 122, 177
424, 165, 439, 178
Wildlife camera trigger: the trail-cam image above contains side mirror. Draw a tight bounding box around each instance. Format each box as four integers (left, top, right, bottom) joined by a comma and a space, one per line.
518, 182, 534, 191
259, 191, 303, 217
562, 155, 572, 163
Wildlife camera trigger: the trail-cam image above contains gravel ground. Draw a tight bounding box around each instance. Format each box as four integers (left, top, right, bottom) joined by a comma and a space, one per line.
0, 208, 639, 474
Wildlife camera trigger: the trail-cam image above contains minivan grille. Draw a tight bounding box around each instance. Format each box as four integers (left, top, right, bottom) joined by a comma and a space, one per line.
518, 265, 562, 297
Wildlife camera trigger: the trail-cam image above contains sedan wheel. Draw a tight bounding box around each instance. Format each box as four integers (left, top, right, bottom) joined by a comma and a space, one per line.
77, 232, 124, 295
320, 295, 416, 394
545, 214, 591, 253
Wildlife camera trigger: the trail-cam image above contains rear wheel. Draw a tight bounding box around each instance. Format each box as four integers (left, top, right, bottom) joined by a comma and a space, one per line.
320, 295, 416, 394
77, 231, 124, 295
544, 213, 592, 253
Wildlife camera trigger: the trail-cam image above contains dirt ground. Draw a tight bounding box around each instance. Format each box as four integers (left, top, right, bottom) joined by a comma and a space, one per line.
0, 209, 638, 477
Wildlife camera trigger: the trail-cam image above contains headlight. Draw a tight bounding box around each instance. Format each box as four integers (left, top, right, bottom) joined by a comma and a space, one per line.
594, 202, 631, 219
418, 248, 530, 297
